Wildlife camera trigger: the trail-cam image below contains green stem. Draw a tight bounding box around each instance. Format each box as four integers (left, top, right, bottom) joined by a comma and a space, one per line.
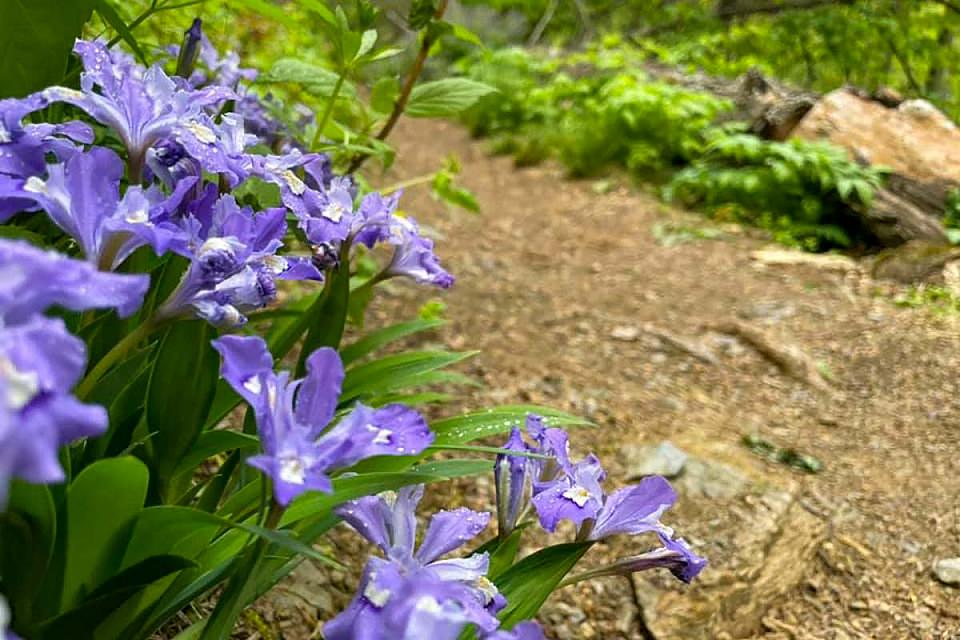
310, 73, 346, 150
379, 172, 435, 195
75, 318, 159, 400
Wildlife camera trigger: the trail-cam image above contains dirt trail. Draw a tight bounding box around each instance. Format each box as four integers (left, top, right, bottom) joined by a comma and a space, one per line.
264, 119, 960, 640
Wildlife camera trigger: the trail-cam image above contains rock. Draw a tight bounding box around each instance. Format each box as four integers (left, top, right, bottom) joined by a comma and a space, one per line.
794, 89, 960, 186
739, 300, 796, 324
634, 481, 825, 640
792, 88, 959, 246
932, 557, 960, 585
750, 248, 859, 273
869, 241, 960, 285
675, 458, 749, 499
624, 441, 689, 480
610, 325, 640, 342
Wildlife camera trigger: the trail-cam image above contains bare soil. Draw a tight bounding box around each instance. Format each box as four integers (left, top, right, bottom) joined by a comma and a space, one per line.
253, 119, 960, 640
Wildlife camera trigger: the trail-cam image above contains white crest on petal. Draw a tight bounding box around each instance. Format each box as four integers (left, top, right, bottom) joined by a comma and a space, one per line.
562, 485, 592, 508
0, 355, 40, 410
321, 201, 346, 222
280, 170, 306, 195
183, 120, 217, 144
23, 176, 48, 195
279, 457, 306, 485
262, 255, 289, 274
242, 375, 262, 395
366, 424, 393, 445
363, 575, 392, 608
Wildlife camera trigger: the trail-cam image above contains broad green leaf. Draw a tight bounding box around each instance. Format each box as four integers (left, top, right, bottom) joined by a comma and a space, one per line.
147, 320, 219, 494
36, 555, 196, 640
370, 76, 401, 114
63, 457, 150, 609
0, 482, 57, 626
339, 318, 445, 366
494, 542, 593, 627
259, 58, 356, 98
0, 0, 94, 98
405, 78, 498, 118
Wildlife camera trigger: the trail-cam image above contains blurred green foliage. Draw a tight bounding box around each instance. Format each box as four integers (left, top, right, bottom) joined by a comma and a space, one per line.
458, 42, 885, 250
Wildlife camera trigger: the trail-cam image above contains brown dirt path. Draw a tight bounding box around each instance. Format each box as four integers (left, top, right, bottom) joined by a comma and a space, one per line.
262, 119, 960, 640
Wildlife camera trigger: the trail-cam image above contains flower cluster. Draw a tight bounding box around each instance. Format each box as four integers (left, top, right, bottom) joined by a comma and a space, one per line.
0, 239, 147, 504
213, 335, 434, 505
0, 31, 454, 500
496, 415, 707, 583
0, 35, 452, 328
328, 485, 544, 640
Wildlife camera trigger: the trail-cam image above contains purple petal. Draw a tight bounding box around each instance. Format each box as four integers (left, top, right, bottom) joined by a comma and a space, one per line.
589, 475, 676, 540
335, 495, 394, 553
294, 346, 343, 436
211, 334, 274, 409
416, 508, 490, 565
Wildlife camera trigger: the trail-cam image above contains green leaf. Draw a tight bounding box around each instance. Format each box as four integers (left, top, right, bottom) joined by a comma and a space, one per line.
370, 76, 401, 114
280, 459, 491, 526
406, 78, 498, 118
431, 405, 590, 446
339, 318, 445, 366
487, 527, 525, 580
230, 0, 298, 26
0, 0, 94, 98
36, 555, 196, 640
355, 29, 378, 61
340, 350, 477, 403
259, 58, 357, 98
63, 457, 150, 609
297, 262, 351, 376
147, 320, 219, 493
172, 431, 260, 478
94, 0, 147, 64
494, 542, 592, 627
0, 482, 57, 626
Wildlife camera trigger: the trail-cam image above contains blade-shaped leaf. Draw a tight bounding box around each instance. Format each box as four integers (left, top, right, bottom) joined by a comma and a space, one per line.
494, 542, 593, 627
340, 350, 477, 403
339, 318, 445, 366
431, 405, 590, 446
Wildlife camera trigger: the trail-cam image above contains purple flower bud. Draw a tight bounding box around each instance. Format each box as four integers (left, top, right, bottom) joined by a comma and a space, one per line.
176, 18, 204, 79
494, 427, 530, 537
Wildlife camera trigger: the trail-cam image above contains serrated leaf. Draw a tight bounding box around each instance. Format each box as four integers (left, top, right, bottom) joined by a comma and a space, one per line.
406, 78, 498, 117
259, 58, 356, 98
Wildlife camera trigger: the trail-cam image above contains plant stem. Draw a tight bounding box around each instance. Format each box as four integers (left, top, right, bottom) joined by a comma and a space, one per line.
379, 172, 435, 195
311, 73, 346, 150
346, 0, 449, 174
75, 318, 159, 400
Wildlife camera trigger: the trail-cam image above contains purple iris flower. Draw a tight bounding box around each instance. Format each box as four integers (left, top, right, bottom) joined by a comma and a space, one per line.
327, 485, 502, 639
156, 192, 322, 327
39, 39, 233, 178
381, 215, 454, 289
0, 94, 93, 221
530, 455, 606, 533
212, 336, 434, 505
614, 532, 707, 583
172, 112, 256, 188
250, 151, 355, 244
2, 147, 193, 269
0, 239, 148, 504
